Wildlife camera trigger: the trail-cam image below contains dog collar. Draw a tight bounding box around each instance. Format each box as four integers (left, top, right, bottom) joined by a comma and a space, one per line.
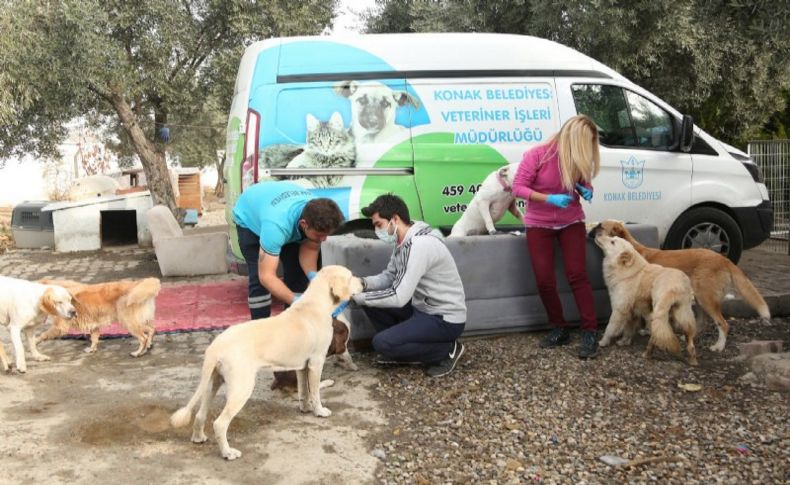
497, 170, 512, 192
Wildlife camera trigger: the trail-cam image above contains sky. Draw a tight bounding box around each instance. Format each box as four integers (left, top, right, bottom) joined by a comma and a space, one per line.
332, 0, 378, 34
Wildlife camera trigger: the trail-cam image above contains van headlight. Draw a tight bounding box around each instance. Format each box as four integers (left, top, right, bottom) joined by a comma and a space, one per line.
729, 151, 764, 183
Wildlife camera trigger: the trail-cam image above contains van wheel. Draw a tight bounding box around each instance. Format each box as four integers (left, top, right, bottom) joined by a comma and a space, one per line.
664, 207, 743, 263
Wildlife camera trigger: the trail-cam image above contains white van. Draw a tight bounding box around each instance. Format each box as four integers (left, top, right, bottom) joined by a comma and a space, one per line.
224, 33, 771, 263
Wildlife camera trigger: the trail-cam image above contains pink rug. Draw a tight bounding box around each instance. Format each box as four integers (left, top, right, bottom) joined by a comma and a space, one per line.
66, 279, 284, 338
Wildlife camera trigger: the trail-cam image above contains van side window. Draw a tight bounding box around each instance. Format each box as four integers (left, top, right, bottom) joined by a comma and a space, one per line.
623, 90, 673, 150
572, 84, 673, 150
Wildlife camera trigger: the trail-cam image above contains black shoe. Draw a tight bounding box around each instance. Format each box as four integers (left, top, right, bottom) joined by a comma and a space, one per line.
426, 341, 465, 378
539, 328, 571, 348
578, 330, 598, 359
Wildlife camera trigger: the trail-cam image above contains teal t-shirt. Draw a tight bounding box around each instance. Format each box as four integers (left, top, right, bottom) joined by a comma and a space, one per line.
232, 182, 314, 256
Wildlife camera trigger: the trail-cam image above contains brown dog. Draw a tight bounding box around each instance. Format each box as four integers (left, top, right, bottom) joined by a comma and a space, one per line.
35, 278, 161, 357
271, 315, 357, 392
590, 220, 770, 352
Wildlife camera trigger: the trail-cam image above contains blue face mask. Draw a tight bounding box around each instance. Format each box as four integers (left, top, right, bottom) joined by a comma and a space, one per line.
375, 220, 397, 244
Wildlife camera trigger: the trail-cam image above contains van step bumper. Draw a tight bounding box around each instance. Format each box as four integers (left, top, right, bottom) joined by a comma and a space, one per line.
732, 200, 773, 250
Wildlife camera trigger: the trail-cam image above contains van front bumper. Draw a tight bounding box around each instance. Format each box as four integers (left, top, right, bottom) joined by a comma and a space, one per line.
732, 200, 773, 249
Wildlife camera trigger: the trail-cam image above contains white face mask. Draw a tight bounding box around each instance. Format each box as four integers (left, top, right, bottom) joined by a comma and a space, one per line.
375, 220, 397, 244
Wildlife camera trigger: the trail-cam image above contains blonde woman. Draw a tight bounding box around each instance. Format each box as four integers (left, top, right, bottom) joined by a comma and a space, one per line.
511, 115, 602, 358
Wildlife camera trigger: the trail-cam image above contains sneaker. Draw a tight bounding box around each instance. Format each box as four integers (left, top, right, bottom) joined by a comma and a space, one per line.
578, 330, 598, 359
539, 328, 571, 348
426, 342, 465, 378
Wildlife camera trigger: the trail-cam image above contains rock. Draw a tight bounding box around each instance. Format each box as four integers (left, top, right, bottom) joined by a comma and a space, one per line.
751, 352, 790, 391
738, 340, 784, 359
371, 448, 386, 460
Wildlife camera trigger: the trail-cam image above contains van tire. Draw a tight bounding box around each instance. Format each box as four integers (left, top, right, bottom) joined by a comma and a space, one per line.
664, 207, 743, 263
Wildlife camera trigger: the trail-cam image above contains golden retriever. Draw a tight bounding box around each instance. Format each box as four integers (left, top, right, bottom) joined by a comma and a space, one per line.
170, 265, 363, 460
590, 220, 770, 351
0, 276, 77, 373
271, 314, 358, 392
594, 234, 698, 365
35, 278, 161, 357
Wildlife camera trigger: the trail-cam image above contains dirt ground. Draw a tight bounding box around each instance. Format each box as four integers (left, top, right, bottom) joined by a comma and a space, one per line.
0, 332, 387, 484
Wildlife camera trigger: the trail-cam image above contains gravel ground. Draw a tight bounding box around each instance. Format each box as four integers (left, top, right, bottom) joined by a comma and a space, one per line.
367, 317, 789, 484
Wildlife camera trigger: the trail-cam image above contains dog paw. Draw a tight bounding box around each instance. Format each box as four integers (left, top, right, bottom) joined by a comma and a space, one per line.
84, 347, 96, 354
709, 342, 725, 352
598, 339, 610, 348
616, 338, 632, 347
16, 366, 26, 374
314, 406, 332, 418
299, 403, 313, 414
32, 354, 51, 362
319, 379, 335, 389
130, 350, 145, 358
638, 328, 650, 336
222, 448, 242, 461
191, 434, 208, 444
342, 362, 359, 371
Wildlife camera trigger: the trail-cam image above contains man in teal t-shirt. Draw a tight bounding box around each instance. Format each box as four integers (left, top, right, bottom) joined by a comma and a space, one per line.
232, 181, 344, 320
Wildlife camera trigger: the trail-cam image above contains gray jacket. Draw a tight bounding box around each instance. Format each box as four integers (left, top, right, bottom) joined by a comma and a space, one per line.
352, 222, 466, 323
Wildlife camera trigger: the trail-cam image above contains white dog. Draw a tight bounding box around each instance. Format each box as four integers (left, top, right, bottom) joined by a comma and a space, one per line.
450, 163, 524, 237
594, 234, 699, 365
333, 79, 420, 144
170, 265, 363, 460
0, 276, 76, 373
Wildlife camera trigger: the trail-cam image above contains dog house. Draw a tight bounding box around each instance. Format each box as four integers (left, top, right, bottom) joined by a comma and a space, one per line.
42, 192, 154, 252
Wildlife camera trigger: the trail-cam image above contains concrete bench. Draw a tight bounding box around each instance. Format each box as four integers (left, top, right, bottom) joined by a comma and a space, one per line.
321, 224, 659, 340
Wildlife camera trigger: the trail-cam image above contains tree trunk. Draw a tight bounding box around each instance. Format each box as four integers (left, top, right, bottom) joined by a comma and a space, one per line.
214, 155, 225, 198
110, 88, 183, 222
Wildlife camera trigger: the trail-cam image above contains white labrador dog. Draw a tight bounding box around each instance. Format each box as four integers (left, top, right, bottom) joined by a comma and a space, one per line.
450, 163, 524, 237
0, 276, 76, 373
333, 79, 420, 144
170, 265, 363, 460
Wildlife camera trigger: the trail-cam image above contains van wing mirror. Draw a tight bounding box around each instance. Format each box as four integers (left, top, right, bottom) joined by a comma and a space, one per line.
679, 114, 694, 153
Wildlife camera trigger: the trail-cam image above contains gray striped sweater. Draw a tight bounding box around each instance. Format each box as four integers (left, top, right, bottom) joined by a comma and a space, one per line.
352, 221, 467, 323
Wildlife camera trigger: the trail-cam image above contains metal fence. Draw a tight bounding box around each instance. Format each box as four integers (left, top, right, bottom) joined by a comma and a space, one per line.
749, 139, 790, 254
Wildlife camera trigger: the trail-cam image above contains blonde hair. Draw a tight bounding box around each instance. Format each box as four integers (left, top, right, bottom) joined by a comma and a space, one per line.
545, 115, 601, 191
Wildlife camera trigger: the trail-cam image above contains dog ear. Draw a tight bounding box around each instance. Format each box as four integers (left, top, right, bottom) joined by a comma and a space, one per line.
392, 91, 421, 110
333, 80, 357, 98
618, 250, 635, 268
39, 288, 57, 316
327, 318, 349, 356
328, 274, 352, 303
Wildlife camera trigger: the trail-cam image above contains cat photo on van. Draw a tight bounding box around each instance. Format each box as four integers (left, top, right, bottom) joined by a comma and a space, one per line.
333, 80, 421, 144
285, 112, 356, 188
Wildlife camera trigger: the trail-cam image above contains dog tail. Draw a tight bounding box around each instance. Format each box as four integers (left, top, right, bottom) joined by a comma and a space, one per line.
648, 295, 682, 355
170, 355, 217, 428
127, 278, 162, 306
728, 262, 771, 321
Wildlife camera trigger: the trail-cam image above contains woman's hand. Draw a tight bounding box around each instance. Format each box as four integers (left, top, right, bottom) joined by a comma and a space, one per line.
546, 194, 573, 208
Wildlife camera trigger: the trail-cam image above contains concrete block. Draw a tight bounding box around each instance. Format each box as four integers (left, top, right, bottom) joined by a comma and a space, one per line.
737, 340, 784, 359
751, 352, 790, 391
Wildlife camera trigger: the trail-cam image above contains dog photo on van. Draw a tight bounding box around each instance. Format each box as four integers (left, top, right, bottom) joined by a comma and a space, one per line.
333, 79, 420, 145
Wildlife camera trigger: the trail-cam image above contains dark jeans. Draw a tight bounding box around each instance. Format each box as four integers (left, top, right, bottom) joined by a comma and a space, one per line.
237, 225, 317, 319
526, 222, 597, 331
363, 303, 465, 364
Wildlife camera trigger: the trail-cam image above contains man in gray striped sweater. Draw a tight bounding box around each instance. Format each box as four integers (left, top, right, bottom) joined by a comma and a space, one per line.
351, 194, 467, 377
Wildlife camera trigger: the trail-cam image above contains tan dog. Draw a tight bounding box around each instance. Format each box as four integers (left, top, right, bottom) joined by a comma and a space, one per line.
35, 278, 161, 357
590, 220, 770, 351
271, 314, 358, 392
170, 265, 363, 460
594, 234, 698, 365
0, 276, 77, 373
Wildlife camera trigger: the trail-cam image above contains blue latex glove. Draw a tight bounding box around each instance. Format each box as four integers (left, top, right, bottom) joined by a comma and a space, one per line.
331, 300, 349, 318
292, 293, 302, 304
575, 183, 593, 201
546, 194, 573, 208
306, 271, 318, 281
